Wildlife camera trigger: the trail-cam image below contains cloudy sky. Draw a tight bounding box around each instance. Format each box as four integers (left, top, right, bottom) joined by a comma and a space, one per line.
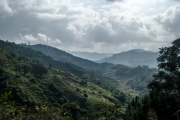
0, 0, 180, 53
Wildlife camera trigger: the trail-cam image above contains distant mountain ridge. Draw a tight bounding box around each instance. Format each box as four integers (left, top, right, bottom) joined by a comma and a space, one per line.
28, 44, 157, 93
68, 51, 113, 61
29, 44, 102, 72
98, 49, 159, 68
0, 39, 157, 95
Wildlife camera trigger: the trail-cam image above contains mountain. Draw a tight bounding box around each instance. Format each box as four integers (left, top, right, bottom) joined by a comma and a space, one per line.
0, 40, 121, 90
0, 40, 159, 120
0, 47, 126, 119
0, 40, 86, 77
68, 51, 113, 61
100, 63, 157, 96
29, 44, 102, 73
0, 39, 157, 96
98, 49, 159, 68
27, 44, 157, 94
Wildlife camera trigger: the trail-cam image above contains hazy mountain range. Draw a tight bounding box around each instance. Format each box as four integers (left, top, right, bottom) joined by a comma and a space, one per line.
0, 39, 158, 97
97, 49, 159, 68
29, 44, 158, 68
29, 44, 102, 72
68, 51, 113, 61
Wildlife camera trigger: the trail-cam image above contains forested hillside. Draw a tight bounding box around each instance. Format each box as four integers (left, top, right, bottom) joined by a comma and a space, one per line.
0, 40, 86, 76
0, 47, 127, 119
0, 40, 157, 95
101, 64, 157, 95
27, 44, 158, 95
1, 38, 179, 120
24, 43, 157, 94
28, 44, 102, 72
124, 38, 180, 120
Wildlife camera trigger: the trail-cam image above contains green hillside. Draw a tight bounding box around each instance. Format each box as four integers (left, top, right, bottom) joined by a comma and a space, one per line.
0, 47, 128, 119
0, 40, 158, 96
26, 43, 157, 94
101, 63, 157, 96
29, 44, 102, 73
124, 38, 180, 120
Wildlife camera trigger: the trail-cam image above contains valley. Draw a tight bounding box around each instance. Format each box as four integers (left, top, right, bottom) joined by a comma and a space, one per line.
1, 38, 178, 120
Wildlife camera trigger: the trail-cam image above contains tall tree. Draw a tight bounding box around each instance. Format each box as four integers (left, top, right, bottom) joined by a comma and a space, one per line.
148, 38, 180, 120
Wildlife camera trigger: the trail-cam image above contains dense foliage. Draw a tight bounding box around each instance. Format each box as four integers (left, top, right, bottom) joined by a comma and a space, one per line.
0, 40, 85, 77
125, 38, 180, 120
0, 39, 157, 95
34, 44, 158, 94
0, 39, 165, 119
0, 47, 126, 119
29, 44, 102, 73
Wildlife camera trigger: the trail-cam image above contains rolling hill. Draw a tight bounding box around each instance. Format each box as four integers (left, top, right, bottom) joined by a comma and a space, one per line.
0, 47, 127, 119
0, 39, 157, 96
29, 44, 102, 73
24, 43, 157, 94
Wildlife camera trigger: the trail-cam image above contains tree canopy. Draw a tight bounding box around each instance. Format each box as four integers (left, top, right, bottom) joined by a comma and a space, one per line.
147, 38, 180, 120
125, 38, 180, 120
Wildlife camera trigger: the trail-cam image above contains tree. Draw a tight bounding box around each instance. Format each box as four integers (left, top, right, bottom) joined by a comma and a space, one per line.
148, 38, 180, 120
49, 63, 52, 69
21, 64, 29, 75
31, 64, 48, 78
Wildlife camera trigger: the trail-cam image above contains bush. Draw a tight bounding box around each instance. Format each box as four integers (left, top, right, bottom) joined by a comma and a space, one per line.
83, 94, 88, 98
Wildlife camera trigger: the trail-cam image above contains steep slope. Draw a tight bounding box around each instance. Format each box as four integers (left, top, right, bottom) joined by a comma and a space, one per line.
0, 47, 127, 119
0, 39, 119, 90
98, 49, 159, 68
0, 39, 157, 96
28, 43, 157, 95
0, 40, 86, 76
29, 44, 102, 72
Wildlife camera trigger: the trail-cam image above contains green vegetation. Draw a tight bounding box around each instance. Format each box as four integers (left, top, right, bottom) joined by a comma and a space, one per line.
0, 46, 125, 119
28, 42, 157, 95
124, 38, 180, 120
0, 40, 87, 76
0, 39, 157, 96
101, 64, 157, 96
29, 44, 102, 73
3, 38, 176, 119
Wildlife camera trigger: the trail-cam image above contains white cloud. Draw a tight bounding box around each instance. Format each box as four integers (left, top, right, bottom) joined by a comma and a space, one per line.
0, 0, 179, 53
154, 4, 180, 38
21, 34, 37, 42
0, 0, 13, 16
35, 13, 66, 21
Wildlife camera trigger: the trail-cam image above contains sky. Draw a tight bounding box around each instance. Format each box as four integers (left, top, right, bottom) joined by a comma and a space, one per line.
0, 0, 180, 53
